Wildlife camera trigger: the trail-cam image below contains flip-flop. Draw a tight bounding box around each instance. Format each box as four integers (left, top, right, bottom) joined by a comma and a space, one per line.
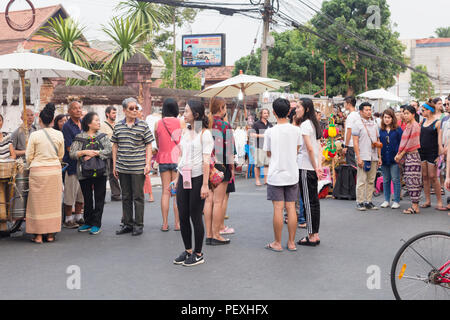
286, 243, 297, 251
435, 207, 449, 211
298, 223, 307, 229
174, 227, 180, 231
420, 203, 431, 208
160, 226, 169, 232
265, 243, 283, 252
297, 237, 318, 246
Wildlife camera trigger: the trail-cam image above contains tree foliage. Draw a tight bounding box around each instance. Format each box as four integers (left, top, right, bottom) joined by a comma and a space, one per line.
409, 65, 435, 101
434, 27, 450, 38
160, 51, 201, 90
310, 0, 407, 96
233, 29, 324, 95
102, 17, 147, 86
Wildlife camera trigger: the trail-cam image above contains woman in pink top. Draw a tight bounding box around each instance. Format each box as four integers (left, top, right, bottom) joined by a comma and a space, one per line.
154, 98, 184, 231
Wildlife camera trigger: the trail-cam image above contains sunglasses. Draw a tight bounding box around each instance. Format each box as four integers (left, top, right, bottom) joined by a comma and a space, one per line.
128, 106, 139, 111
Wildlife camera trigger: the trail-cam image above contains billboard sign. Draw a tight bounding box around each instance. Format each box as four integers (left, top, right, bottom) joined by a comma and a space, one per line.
182, 34, 225, 68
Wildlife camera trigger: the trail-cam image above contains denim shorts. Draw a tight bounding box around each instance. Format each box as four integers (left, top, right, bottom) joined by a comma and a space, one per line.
159, 163, 177, 173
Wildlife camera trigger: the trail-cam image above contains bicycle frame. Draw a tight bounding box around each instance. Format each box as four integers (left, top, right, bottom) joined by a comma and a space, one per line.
438, 260, 450, 284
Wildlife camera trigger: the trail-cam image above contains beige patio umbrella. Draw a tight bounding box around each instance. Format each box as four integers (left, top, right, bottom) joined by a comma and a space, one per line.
198, 71, 290, 124
0, 52, 97, 136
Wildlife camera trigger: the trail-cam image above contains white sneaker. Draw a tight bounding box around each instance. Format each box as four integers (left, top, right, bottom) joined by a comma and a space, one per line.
380, 201, 390, 208
391, 202, 400, 209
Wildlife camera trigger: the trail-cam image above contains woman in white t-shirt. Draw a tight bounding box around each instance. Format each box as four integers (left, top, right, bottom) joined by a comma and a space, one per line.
295, 98, 323, 246
171, 100, 213, 267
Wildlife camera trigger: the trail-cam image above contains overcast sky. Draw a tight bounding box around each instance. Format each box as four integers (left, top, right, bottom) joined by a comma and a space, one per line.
9, 0, 450, 64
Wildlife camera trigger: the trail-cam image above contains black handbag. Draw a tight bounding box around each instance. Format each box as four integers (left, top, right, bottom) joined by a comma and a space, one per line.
74, 133, 107, 178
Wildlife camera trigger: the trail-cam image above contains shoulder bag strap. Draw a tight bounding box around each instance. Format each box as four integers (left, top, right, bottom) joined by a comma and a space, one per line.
42, 129, 59, 157
361, 118, 376, 146
104, 121, 114, 131
162, 119, 182, 152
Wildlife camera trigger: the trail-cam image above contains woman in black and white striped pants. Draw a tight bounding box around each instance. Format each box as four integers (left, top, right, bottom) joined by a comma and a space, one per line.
295, 98, 323, 246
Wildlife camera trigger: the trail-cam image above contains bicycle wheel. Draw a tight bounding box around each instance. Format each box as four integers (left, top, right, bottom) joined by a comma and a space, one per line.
391, 231, 450, 300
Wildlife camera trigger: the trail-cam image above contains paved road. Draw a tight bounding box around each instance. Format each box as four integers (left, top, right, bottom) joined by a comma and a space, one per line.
1, 178, 448, 300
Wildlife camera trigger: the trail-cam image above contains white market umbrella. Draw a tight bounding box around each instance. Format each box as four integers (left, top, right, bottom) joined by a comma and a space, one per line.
0, 52, 97, 130
357, 88, 404, 103
198, 72, 290, 124
198, 72, 290, 98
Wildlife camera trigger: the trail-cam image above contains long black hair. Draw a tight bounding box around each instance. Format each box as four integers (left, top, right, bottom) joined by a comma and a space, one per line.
299, 98, 321, 139
187, 99, 208, 131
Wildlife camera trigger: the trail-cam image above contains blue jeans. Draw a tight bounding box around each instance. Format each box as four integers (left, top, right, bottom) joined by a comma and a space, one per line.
298, 193, 306, 224
381, 164, 401, 203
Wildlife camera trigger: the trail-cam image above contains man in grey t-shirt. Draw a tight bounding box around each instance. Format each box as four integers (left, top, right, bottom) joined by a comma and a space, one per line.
352, 102, 382, 211
11, 108, 37, 160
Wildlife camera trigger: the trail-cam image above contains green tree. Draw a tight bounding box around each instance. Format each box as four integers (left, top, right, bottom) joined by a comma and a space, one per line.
311, 0, 407, 96
37, 16, 91, 69
434, 27, 450, 38
102, 17, 147, 85
409, 65, 435, 101
37, 16, 98, 85
156, 1, 197, 88
160, 51, 201, 90
116, 0, 170, 38
233, 29, 324, 95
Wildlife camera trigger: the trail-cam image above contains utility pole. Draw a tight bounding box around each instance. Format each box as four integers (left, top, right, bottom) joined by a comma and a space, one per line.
260, 0, 271, 77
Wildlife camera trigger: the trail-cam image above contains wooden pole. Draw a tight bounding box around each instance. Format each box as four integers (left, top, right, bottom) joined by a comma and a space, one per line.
19, 70, 29, 145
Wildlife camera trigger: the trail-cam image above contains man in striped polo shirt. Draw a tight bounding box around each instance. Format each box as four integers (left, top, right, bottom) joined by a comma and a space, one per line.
112, 98, 154, 236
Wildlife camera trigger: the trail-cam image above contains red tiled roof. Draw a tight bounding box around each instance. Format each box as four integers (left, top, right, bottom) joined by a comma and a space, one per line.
205, 66, 235, 80
0, 5, 109, 62
416, 38, 450, 44
196, 66, 235, 81
0, 5, 64, 41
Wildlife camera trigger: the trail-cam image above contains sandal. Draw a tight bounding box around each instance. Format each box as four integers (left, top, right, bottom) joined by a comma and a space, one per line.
265, 243, 283, 252
160, 226, 169, 232
286, 243, 297, 251
30, 236, 43, 244
435, 207, 448, 211
46, 234, 56, 242
419, 203, 431, 208
297, 237, 318, 247
403, 207, 418, 214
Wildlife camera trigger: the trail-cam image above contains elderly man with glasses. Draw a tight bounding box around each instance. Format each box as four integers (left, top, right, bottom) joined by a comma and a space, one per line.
112, 98, 154, 236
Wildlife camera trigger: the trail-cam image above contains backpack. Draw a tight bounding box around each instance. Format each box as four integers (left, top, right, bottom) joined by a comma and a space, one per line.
74, 133, 107, 178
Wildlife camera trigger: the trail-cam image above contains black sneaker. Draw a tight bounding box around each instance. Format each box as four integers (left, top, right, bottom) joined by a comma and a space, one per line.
365, 202, 379, 210
173, 251, 191, 265
356, 203, 366, 211
183, 253, 204, 267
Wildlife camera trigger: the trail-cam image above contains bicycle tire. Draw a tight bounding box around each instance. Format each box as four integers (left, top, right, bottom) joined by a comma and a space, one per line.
391, 231, 450, 300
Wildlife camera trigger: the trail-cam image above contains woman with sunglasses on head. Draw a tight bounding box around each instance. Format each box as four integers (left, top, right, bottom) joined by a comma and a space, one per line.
379, 109, 403, 209
417, 99, 446, 211
394, 106, 422, 214
172, 100, 212, 266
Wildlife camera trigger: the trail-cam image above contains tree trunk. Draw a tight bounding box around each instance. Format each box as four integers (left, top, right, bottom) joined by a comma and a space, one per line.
172, 12, 177, 89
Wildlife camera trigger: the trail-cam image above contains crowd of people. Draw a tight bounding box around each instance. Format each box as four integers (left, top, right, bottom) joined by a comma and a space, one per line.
1, 92, 449, 266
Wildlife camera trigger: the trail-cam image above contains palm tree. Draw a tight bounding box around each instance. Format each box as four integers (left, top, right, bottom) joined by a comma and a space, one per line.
37, 16, 91, 69
435, 27, 450, 38
116, 0, 170, 41
102, 17, 147, 86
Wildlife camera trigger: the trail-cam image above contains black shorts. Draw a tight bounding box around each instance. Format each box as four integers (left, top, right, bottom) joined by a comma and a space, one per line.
419, 152, 438, 164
